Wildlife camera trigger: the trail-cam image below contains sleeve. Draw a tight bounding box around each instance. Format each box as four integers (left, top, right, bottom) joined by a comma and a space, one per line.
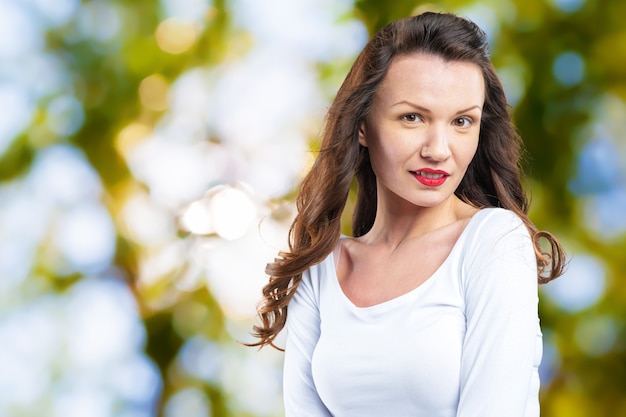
457, 210, 541, 417
283, 267, 332, 417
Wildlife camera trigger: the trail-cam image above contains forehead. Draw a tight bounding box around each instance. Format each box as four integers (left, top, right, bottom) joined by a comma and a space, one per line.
374, 53, 485, 108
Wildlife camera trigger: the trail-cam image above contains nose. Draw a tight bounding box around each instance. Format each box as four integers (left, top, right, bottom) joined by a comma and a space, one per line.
420, 124, 451, 161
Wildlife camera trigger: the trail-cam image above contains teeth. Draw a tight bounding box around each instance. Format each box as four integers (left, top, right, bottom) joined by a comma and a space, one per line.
418, 171, 444, 179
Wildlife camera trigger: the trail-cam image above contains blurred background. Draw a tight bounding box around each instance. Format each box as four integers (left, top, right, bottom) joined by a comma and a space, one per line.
0, 0, 624, 416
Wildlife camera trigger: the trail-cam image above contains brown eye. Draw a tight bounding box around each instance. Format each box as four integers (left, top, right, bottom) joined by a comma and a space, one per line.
402, 114, 421, 123
452, 117, 471, 127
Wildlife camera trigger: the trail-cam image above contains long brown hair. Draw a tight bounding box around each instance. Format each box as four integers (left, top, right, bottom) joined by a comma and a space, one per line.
249, 12, 565, 349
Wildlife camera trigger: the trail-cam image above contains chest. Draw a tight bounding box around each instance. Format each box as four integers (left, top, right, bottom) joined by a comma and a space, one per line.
312, 300, 465, 415
339, 239, 456, 308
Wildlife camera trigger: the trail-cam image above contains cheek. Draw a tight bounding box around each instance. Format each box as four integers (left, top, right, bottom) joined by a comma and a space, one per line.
368, 139, 409, 172
459, 137, 480, 167
367, 145, 402, 182
366, 144, 386, 174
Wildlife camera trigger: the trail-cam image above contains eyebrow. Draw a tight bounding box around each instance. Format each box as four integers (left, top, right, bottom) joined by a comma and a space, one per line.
390, 100, 482, 114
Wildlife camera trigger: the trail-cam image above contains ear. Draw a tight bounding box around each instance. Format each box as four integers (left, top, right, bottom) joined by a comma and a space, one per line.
358, 120, 368, 147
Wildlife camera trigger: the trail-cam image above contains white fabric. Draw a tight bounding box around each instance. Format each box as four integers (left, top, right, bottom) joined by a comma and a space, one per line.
283, 208, 542, 417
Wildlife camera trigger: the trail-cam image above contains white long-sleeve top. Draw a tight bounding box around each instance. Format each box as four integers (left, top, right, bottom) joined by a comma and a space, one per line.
283, 208, 542, 417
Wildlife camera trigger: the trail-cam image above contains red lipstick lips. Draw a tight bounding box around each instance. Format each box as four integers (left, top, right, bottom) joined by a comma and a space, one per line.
411, 168, 449, 187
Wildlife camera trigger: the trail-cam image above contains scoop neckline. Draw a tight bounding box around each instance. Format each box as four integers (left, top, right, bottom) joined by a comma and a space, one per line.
327, 208, 493, 313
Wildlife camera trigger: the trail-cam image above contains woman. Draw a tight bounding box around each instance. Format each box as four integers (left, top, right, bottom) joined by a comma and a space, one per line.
249, 11, 565, 416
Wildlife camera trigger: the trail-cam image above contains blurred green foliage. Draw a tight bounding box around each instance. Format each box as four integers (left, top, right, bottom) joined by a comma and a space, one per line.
4, 0, 626, 416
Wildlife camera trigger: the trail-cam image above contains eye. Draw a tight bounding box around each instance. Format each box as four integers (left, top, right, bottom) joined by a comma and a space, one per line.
401, 114, 421, 123
452, 117, 472, 128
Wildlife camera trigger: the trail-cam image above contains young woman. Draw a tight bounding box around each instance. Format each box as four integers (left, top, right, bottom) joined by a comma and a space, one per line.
249, 12, 565, 416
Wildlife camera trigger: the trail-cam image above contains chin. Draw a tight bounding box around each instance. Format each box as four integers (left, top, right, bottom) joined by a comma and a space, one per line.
410, 194, 456, 209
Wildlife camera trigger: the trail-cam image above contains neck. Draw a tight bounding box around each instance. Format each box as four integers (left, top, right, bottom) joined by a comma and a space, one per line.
361, 189, 465, 249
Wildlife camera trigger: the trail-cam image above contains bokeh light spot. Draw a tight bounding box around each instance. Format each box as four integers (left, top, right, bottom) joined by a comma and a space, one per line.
31, 0, 81, 28
0, 84, 35, 155
542, 253, 606, 312
138, 241, 187, 288
163, 388, 212, 417
53, 203, 116, 274
156, 18, 198, 54
551, 0, 586, 13
29, 144, 103, 206
66, 279, 147, 363
179, 184, 257, 239
46, 95, 85, 136
115, 122, 152, 157
160, 0, 215, 24
109, 355, 162, 405
178, 337, 221, 383
180, 199, 213, 235
569, 138, 622, 195
121, 193, 175, 246
0, 299, 59, 404
497, 64, 527, 107
583, 187, 626, 239
139, 74, 170, 111
209, 186, 257, 240
127, 137, 218, 207
574, 315, 618, 356
553, 51, 585, 86
76, 0, 122, 42
52, 386, 113, 417
0, 1, 43, 57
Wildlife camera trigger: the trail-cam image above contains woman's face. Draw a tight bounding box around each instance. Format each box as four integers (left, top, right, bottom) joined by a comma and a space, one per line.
359, 53, 485, 212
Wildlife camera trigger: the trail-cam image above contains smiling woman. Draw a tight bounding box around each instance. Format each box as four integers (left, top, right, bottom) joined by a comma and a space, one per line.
249, 11, 566, 417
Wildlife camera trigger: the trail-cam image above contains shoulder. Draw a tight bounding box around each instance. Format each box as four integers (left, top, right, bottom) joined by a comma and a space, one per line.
466, 207, 530, 244
294, 251, 334, 304
471, 207, 525, 228
462, 208, 535, 274
461, 209, 539, 311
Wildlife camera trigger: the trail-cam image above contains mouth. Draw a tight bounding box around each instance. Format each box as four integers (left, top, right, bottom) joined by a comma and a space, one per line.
410, 169, 449, 187
415, 170, 446, 179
